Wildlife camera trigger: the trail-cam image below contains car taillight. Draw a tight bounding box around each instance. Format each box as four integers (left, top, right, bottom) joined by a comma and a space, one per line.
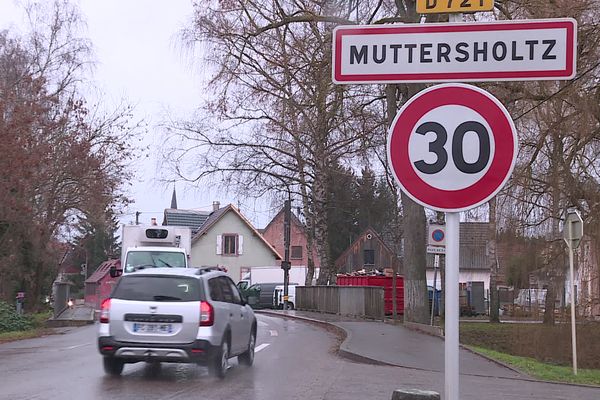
200, 301, 214, 326
100, 298, 111, 323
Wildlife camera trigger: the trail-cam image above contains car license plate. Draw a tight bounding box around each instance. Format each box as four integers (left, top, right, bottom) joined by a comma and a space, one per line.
133, 323, 173, 334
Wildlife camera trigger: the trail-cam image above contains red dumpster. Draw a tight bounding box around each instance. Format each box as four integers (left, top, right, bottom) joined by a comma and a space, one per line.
336, 275, 404, 315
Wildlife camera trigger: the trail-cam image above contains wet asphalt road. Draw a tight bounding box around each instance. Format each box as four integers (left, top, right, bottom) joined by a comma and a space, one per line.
1, 314, 600, 400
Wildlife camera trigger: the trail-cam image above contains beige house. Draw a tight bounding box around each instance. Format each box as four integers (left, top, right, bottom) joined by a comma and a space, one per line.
190, 203, 282, 282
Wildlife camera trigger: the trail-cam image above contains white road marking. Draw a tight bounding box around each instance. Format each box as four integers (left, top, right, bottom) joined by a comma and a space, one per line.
254, 343, 270, 353
269, 330, 278, 337
258, 321, 269, 327
64, 343, 91, 350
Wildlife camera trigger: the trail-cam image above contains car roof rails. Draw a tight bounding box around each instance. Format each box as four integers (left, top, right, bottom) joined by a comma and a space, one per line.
194, 266, 228, 275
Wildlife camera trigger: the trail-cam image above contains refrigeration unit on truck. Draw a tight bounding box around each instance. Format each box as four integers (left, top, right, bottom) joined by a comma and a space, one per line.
118, 224, 192, 274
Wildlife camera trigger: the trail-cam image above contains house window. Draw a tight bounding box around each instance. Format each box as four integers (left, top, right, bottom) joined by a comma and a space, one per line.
223, 234, 237, 255
291, 246, 303, 259
364, 249, 375, 266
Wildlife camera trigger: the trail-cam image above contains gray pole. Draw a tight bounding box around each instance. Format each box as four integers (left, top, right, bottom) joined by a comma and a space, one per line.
282, 199, 291, 310
446, 14, 463, 400
445, 212, 460, 400
431, 254, 439, 326
568, 221, 578, 375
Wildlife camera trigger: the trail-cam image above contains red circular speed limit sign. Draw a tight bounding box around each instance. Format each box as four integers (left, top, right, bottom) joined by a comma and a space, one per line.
388, 83, 517, 212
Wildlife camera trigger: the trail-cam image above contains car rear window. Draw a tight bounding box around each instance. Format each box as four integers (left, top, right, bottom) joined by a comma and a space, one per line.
112, 275, 203, 302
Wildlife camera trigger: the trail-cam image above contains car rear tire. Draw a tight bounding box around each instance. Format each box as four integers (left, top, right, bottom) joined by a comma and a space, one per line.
103, 356, 124, 376
238, 330, 255, 366
209, 338, 229, 379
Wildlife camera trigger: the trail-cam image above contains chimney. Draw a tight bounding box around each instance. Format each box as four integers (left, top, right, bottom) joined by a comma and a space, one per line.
151, 217, 158, 226
212, 201, 220, 212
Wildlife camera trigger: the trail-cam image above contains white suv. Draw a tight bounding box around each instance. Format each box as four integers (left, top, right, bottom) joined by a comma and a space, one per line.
97, 267, 256, 378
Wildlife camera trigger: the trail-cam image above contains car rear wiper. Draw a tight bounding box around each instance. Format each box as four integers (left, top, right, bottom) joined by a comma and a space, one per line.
153, 295, 182, 301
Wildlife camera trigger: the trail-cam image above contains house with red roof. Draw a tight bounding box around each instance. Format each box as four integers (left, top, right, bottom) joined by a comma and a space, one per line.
84, 259, 120, 310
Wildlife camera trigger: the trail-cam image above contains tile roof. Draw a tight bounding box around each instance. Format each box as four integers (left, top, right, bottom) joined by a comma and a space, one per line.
85, 259, 120, 284
194, 206, 230, 237
193, 204, 282, 260
262, 206, 306, 233
163, 208, 211, 234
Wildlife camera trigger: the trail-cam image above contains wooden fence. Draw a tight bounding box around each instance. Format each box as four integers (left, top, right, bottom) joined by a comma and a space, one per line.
296, 286, 384, 320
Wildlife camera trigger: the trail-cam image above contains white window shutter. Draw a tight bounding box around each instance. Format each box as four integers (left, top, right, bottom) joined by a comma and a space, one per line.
238, 235, 244, 255
216, 235, 222, 255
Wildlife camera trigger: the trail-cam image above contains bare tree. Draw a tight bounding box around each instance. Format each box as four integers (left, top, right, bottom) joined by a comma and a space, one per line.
491, 0, 600, 323
167, 1, 392, 284
164, 1, 435, 322
0, 1, 139, 308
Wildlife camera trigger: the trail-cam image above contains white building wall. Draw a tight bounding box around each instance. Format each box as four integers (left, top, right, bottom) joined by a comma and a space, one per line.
426, 269, 490, 292
243, 266, 320, 286
190, 211, 280, 282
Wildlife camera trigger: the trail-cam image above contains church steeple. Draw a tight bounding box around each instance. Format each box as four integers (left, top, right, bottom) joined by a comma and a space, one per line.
170, 184, 178, 209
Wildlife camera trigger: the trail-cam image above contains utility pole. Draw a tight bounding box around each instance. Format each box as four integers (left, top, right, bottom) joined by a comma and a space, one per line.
281, 199, 292, 310
135, 211, 141, 225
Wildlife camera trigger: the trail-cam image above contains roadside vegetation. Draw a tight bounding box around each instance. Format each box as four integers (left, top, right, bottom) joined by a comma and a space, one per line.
0, 301, 53, 344
460, 322, 600, 386
469, 346, 600, 386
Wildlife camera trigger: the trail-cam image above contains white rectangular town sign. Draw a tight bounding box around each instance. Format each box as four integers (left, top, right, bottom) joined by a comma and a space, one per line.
332, 19, 577, 83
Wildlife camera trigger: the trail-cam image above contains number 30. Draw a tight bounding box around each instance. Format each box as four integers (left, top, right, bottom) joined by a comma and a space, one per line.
413, 121, 490, 175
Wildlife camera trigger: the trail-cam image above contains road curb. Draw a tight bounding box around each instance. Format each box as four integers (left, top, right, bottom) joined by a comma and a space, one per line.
403, 321, 445, 338
256, 310, 416, 368
45, 319, 94, 328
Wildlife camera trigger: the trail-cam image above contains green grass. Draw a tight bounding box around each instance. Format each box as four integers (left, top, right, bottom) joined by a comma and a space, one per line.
30, 310, 52, 326
0, 310, 53, 344
469, 346, 600, 386
0, 328, 50, 343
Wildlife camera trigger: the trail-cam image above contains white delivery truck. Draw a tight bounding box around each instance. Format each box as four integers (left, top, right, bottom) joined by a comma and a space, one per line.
118, 224, 192, 274
238, 266, 319, 289
273, 284, 298, 309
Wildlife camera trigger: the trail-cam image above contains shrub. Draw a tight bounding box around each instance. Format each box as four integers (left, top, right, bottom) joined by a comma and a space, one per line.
0, 301, 34, 333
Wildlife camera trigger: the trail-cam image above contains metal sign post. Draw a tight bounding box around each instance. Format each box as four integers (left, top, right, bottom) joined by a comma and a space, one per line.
429, 224, 445, 325
431, 254, 439, 326
568, 220, 578, 375
563, 209, 583, 375
445, 212, 460, 400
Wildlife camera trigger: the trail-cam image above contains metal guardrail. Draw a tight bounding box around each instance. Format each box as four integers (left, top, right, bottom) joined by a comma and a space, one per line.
296, 286, 384, 320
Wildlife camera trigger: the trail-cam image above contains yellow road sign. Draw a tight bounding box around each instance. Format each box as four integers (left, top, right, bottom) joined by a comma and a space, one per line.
417, 0, 494, 14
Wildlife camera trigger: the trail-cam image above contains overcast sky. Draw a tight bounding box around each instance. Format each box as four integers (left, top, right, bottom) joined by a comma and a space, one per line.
0, 0, 276, 229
